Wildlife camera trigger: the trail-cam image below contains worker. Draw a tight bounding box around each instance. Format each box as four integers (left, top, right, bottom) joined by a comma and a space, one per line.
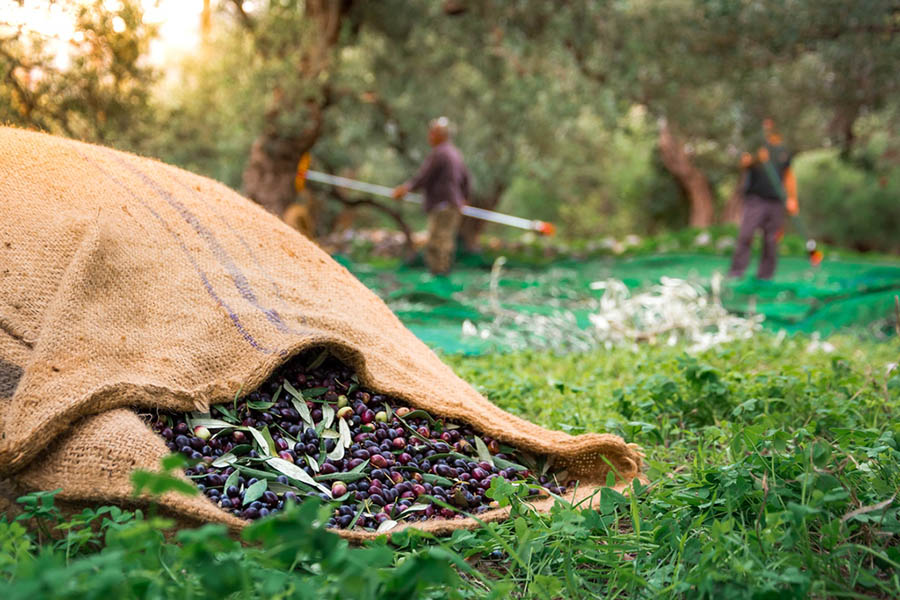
392, 117, 470, 275
727, 118, 799, 280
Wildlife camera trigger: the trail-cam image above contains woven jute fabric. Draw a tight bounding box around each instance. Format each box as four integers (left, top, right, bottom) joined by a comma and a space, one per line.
0, 127, 643, 539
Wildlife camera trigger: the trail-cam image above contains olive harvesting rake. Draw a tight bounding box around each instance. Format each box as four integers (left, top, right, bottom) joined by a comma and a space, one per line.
295, 155, 556, 236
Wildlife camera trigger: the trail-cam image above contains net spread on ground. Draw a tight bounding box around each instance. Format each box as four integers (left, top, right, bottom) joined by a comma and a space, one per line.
338, 253, 900, 354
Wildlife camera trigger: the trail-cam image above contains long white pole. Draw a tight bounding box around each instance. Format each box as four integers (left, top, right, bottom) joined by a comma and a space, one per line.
303, 170, 555, 235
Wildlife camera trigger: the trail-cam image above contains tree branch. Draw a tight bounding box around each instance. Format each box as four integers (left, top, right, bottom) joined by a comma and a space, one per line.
228, 0, 255, 31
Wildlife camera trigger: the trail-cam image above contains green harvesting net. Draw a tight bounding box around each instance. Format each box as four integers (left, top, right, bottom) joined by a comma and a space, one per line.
337, 252, 900, 355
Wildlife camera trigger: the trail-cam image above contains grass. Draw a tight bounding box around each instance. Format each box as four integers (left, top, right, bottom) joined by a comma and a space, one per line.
2, 333, 899, 599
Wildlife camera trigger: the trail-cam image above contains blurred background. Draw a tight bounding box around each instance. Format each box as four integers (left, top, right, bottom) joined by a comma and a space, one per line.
2, 0, 898, 254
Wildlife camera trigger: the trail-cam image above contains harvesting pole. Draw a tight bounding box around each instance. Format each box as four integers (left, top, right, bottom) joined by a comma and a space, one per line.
295, 158, 555, 236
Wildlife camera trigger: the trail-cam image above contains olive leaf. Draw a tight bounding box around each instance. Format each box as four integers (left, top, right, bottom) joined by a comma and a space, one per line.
266, 457, 331, 496
267, 481, 303, 495
304, 454, 319, 473
212, 404, 238, 422
346, 502, 365, 530
376, 519, 399, 534
322, 403, 335, 429
283, 382, 314, 426
397, 409, 436, 425
338, 417, 352, 448
212, 452, 237, 468
188, 418, 234, 430
242, 479, 267, 506
247, 400, 274, 410
291, 398, 314, 428
327, 441, 345, 461
224, 469, 240, 490
303, 387, 329, 399
313, 471, 368, 483
492, 455, 527, 471
307, 349, 329, 370
396, 503, 430, 520
247, 427, 273, 457
422, 473, 454, 486
474, 436, 494, 466
260, 426, 278, 457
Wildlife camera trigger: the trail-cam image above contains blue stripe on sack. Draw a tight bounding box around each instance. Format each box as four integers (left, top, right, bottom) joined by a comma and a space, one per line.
79, 151, 276, 354
111, 154, 303, 338
165, 169, 309, 329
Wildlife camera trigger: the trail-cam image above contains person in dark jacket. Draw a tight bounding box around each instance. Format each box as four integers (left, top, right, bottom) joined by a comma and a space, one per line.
392, 117, 470, 275
728, 119, 799, 280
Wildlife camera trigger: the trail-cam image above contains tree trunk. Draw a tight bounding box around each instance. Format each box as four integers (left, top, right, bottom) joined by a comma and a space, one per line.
657, 120, 715, 227
240, 0, 350, 218
722, 172, 746, 225
459, 185, 504, 251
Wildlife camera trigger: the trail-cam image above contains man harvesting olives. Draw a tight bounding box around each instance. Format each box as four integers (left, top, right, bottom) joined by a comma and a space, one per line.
393, 117, 471, 275
728, 118, 799, 280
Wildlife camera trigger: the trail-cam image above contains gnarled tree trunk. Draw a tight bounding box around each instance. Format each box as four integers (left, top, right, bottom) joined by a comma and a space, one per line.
241, 1, 351, 219
722, 172, 746, 225
658, 120, 715, 227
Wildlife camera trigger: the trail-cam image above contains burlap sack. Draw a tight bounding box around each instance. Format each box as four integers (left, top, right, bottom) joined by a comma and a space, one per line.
0, 127, 643, 539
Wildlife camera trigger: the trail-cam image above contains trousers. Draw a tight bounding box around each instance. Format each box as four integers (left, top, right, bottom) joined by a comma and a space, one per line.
728, 194, 786, 280
425, 205, 462, 275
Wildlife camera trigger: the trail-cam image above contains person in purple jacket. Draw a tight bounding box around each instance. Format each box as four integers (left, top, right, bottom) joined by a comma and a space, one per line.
392, 117, 470, 275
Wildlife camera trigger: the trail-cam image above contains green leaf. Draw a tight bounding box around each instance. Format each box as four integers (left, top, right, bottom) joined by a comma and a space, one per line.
161, 453, 190, 471
303, 387, 329, 399
346, 502, 365, 530
187, 418, 234, 429
267, 481, 303, 495
234, 465, 281, 482
338, 417, 352, 448
376, 519, 398, 534
422, 473, 454, 487
212, 453, 237, 468
397, 409, 436, 425
327, 440, 345, 461
213, 404, 238, 422
492, 455, 527, 472
247, 401, 274, 410
322, 403, 335, 428
230, 444, 253, 456
266, 457, 331, 496
284, 382, 314, 426
599, 487, 627, 514
304, 454, 319, 473
131, 470, 198, 498
260, 426, 277, 456
224, 469, 240, 491
474, 436, 494, 466
242, 479, 267, 506
307, 349, 329, 370
396, 503, 430, 520
313, 471, 368, 483
247, 427, 273, 457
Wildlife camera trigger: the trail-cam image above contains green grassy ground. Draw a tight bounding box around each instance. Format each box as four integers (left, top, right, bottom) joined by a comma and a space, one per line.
2, 333, 899, 599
